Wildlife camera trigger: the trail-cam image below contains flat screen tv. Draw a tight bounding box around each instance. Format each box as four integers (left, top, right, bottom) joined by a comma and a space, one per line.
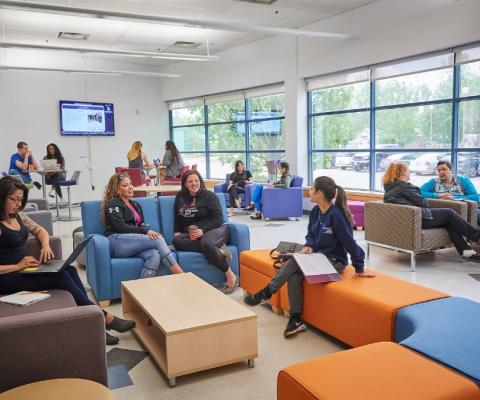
60, 100, 115, 136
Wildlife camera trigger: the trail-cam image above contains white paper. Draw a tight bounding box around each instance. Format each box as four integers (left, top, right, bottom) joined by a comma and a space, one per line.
0, 291, 50, 306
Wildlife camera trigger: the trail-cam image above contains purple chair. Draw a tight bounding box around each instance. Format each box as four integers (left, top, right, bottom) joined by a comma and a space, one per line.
254, 175, 304, 220
214, 173, 254, 207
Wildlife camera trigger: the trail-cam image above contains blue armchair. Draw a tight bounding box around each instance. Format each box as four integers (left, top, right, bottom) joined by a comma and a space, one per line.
252, 175, 304, 220
81, 194, 249, 305
214, 174, 254, 207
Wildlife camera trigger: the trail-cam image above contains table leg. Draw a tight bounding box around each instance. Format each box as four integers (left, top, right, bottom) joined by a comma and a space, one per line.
41, 174, 46, 199
248, 359, 255, 368
168, 378, 176, 387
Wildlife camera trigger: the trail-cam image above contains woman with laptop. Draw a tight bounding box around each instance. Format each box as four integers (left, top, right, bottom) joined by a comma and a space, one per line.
103, 172, 184, 278
0, 176, 135, 345
43, 143, 66, 203
243, 176, 375, 338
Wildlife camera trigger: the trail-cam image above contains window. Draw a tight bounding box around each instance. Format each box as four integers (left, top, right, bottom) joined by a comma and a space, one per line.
169, 85, 285, 180
308, 46, 480, 191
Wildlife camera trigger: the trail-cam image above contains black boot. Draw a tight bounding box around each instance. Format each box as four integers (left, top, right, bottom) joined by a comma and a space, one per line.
106, 316, 136, 333
106, 332, 119, 345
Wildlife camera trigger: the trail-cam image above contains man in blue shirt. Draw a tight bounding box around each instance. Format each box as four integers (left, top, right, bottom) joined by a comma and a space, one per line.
9, 141, 40, 188
420, 160, 479, 223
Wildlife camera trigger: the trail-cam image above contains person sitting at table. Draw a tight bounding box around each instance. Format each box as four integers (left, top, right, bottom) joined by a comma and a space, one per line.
420, 159, 480, 223
103, 173, 183, 278
43, 143, 66, 203
160, 140, 184, 182
227, 160, 253, 217
248, 161, 292, 220
0, 176, 134, 346
8, 141, 41, 189
127, 141, 154, 179
172, 170, 238, 294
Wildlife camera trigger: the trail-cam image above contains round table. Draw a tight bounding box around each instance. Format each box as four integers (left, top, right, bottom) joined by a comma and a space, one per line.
0, 379, 113, 400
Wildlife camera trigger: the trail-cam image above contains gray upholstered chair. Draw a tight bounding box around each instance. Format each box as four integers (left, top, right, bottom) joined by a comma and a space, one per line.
365, 198, 469, 271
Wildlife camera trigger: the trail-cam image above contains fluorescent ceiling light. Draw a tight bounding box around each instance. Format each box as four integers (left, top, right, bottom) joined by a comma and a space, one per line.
0, 65, 180, 78
0, 0, 349, 39
0, 41, 217, 61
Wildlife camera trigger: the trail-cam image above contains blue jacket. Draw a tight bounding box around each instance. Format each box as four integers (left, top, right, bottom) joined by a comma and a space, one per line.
420, 175, 479, 204
304, 204, 365, 273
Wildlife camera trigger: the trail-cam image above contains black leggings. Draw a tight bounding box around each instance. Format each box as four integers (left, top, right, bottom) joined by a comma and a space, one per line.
228, 185, 245, 208
422, 208, 480, 254
45, 173, 63, 198
0, 265, 106, 316
172, 225, 230, 272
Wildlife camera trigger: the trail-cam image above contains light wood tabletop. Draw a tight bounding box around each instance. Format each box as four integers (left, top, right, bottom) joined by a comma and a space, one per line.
0, 379, 112, 400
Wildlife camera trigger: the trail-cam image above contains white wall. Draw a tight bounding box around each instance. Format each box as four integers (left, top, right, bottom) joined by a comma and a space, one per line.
0, 71, 169, 201
159, 0, 480, 180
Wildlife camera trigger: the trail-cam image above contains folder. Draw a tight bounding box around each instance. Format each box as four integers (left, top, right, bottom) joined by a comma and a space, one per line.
292, 253, 341, 284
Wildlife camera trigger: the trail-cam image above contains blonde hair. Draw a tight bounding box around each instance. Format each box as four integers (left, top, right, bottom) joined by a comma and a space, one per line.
127, 141, 142, 162
382, 162, 408, 185
101, 173, 130, 218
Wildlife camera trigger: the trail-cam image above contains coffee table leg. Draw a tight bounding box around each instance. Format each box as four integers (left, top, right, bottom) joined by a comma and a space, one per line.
248, 359, 255, 368
168, 378, 176, 387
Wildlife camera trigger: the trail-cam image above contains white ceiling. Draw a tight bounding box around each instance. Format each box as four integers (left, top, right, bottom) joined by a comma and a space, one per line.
0, 0, 376, 67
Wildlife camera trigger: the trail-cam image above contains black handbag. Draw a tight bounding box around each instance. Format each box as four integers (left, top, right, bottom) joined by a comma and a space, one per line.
270, 241, 304, 269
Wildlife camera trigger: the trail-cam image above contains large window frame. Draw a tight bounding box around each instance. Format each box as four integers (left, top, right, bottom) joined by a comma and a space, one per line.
169, 94, 285, 180
308, 53, 480, 191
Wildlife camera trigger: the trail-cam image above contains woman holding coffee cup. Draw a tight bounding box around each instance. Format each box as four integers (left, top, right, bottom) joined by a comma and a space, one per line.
172, 170, 239, 294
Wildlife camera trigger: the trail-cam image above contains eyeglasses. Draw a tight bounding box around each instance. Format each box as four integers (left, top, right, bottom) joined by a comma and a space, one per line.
8, 196, 23, 204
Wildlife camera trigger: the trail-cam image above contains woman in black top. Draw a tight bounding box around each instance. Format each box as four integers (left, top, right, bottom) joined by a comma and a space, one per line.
227, 160, 253, 217
44, 143, 66, 201
0, 176, 134, 345
383, 162, 480, 262
172, 170, 239, 294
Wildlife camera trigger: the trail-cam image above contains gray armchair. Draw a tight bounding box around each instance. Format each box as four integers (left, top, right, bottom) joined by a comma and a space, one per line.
24, 210, 62, 260
0, 299, 107, 392
365, 198, 469, 271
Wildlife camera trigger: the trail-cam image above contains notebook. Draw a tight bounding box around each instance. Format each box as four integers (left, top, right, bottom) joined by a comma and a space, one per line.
0, 291, 50, 306
19, 235, 92, 274
40, 159, 58, 171
292, 253, 341, 284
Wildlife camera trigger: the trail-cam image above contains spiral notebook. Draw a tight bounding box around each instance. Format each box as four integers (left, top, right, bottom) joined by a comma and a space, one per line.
0, 291, 51, 306
292, 253, 341, 284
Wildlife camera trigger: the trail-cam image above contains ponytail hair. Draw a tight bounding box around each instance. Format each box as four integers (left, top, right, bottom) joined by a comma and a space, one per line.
312, 176, 353, 224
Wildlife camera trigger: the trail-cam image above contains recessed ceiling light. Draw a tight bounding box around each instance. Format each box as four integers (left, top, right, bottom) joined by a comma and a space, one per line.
57, 32, 90, 40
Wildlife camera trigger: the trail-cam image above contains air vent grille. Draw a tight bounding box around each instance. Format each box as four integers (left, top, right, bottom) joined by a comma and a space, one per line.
172, 41, 201, 49
57, 32, 90, 40
239, 0, 277, 4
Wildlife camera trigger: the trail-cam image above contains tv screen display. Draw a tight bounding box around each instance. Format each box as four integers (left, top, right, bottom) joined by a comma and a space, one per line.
60, 100, 115, 136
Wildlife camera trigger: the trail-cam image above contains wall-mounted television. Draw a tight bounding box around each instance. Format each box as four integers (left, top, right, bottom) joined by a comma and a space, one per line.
60, 100, 115, 136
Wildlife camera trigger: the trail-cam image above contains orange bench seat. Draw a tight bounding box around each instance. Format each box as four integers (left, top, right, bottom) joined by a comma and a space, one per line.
278, 342, 480, 400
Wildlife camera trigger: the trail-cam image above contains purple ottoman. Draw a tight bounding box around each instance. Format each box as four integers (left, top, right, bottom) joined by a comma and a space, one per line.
347, 200, 365, 229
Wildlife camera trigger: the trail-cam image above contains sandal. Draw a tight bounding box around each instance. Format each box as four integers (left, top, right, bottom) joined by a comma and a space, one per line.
245, 203, 255, 211
221, 275, 239, 295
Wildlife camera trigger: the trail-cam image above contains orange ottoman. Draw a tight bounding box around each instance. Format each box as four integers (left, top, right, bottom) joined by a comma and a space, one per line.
278, 342, 480, 400
240, 249, 283, 314
281, 266, 448, 347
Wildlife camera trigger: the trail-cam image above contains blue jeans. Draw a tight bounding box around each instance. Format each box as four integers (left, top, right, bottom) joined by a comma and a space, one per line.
9, 169, 32, 184
108, 234, 177, 278
251, 185, 264, 212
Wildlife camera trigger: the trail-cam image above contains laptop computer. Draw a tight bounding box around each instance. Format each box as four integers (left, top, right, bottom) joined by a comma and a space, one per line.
20, 235, 92, 274
40, 159, 58, 171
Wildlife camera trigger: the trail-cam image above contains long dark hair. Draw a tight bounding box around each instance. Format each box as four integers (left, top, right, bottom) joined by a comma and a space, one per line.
0, 176, 29, 220
234, 160, 245, 174
180, 170, 206, 196
165, 140, 181, 164
313, 176, 352, 223
46, 143, 63, 163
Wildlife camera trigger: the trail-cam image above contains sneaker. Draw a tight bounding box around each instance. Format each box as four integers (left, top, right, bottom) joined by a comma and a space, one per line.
284, 315, 307, 338
245, 203, 255, 211
106, 316, 136, 333
250, 212, 262, 220
33, 181, 42, 190
106, 332, 119, 345
243, 286, 272, 306
466, 254, 480, 263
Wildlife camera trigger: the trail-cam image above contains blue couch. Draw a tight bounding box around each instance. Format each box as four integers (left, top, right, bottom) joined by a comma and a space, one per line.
214, 173, 254, 208
81, 194, 250, 303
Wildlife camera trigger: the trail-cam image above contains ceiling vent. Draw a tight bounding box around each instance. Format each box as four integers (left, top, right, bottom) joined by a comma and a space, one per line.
171, 41, 201, 49
57, 32, 90, 40
239, 0, 277, 4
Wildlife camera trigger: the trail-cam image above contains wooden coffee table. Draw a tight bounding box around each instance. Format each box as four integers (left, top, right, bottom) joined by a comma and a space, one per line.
122, 273, 257, 387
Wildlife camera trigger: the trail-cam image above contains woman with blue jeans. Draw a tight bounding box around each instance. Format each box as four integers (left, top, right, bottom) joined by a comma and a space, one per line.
103, 173, 183, 278
249, 161, 293, 220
